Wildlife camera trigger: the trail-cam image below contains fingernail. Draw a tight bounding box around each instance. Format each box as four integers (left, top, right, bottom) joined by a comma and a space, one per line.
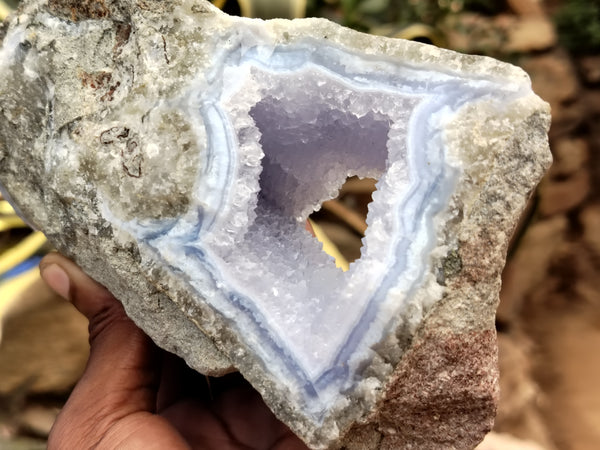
41, 263, 71, 300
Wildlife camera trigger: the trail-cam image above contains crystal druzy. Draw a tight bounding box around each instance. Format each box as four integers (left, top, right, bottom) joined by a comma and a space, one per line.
148, 45, 514, 408
0, 1, 551, 448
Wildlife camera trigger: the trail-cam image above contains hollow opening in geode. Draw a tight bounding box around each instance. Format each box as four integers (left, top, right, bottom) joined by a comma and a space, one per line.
308, 176, 378, 267
249, 93, 388, 270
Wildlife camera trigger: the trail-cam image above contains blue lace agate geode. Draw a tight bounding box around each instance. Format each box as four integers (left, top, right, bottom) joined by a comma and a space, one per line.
0, 1, 551, 448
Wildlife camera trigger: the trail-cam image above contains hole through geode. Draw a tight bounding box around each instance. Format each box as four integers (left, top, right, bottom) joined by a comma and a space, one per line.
249, 88, 388, 218
248, 85, 387, 269
308, 176, 378, 266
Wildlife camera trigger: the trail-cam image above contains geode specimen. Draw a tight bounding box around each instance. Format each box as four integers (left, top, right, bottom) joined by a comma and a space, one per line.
0, 1, 551, 448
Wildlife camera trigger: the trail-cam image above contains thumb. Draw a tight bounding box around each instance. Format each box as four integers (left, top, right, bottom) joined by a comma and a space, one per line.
40, 253, 160, 446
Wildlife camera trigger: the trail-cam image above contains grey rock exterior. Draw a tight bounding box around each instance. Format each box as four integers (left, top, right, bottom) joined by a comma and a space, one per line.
0, 1, 551, 448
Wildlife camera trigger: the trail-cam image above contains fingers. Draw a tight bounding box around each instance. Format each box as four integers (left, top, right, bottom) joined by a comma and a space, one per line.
39, 252, 116, 320
160, 372, 309, 450
40, 253, 162, 447
39, 254, 307, 450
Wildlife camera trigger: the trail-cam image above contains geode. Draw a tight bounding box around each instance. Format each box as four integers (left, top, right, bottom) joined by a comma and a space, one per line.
0, 1, 551, 448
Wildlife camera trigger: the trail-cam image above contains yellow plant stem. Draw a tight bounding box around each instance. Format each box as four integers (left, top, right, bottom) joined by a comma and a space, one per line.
321, 199, 367, 236
0, 200, 16, 215
308, 218, 349, 272
0, 215, 26, 232
0, 267, 40, 326
0, 231, 47, 277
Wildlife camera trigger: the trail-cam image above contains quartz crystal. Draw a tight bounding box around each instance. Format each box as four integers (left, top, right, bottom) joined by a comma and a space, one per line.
0, 1, 552, 448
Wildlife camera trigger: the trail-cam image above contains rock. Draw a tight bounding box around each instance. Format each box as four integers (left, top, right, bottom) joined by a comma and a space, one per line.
0, 437, 46, 450
0, 281, 88, 395
502, 16, 557, 53
497, 332, 538, 418
520, 52, 580, 125
583, 89, 600, 116
580, 205, 600, 256
494, 332, 555, 449
577, 55, 600, 85
373, 329, 500, 449
443, 14, 557, 56
442, 13, 505, 55
538, 169, 590, 216
549, 137, 589, 178
476, 432, 548, 450
521, 52, 579, 105
0, 0, 551, 448
506, 0, 545, 17
498, 216, 567, 322
17, 405, 59, 438
521, 279, 600, 449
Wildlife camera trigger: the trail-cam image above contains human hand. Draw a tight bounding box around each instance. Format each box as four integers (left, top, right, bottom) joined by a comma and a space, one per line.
40, 253, 309, 450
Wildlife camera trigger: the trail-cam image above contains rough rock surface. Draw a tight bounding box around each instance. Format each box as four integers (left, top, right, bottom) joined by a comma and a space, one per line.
0, 1, 551, 448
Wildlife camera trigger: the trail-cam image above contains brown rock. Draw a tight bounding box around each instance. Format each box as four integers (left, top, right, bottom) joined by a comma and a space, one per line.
575, 278, 600, 309
373, 330, 498, 449
580, 205, 600, 256
442, 13, 505, 55
503, 16, 557, 53
549, 137, 589, 178
521, 288, 600, 450
0, 437, 46, 450
496, 333, 537, 423
547, 102, 586, 139
499, 216, 567, 322
521, 52, 580, 122
454, 14, 558, 55
582, 89, 600, 116
341, 425, 382, 450
0, 282, 88, 395
506, 0, 545, 17
493, 333, 555, 449
577, 55, 600, 85
341, 330, 499, 449
538, 168, 590, 216
476, 432, 548, 450
17, 405, 59, 438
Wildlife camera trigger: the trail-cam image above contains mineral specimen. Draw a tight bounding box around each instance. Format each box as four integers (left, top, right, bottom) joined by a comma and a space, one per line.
0, 0, 551, 448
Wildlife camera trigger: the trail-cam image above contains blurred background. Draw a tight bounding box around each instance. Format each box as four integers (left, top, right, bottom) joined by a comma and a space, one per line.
1, 0, 599, 448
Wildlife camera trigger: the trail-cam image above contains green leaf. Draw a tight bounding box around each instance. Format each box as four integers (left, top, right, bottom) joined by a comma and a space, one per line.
356, 0, 390, 15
